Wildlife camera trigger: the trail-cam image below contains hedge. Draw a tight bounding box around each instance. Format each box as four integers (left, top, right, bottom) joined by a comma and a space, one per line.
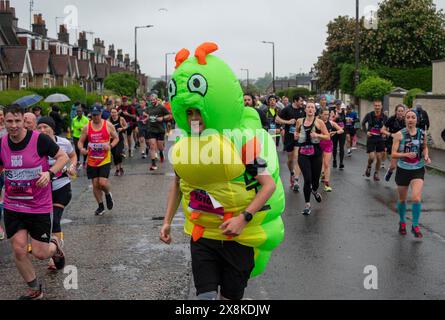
354, 76, 394, 101
276, 87, 314, 99
339, 64, 378, 95
403, 88, 425, 108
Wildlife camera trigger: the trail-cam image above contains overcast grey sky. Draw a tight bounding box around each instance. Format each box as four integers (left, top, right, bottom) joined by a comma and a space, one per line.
11, 0, 445, 79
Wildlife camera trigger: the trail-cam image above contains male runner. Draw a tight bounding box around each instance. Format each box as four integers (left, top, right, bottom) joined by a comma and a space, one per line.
0, 105, 69, 299
78, 105, 119, 216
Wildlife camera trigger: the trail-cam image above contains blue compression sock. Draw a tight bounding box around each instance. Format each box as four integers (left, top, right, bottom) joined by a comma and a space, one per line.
397, 202, 407, 223
412, 203, 422, 227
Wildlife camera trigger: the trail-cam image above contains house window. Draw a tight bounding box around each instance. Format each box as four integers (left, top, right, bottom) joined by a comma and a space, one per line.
44, 41, 49, 50
83, 52, 87, 60
79, 80, 84, 88
44, 78, 49, 88
64, 79, 68, 87
69, 47, 73, 56
35, 39, 42, 50
20, 77, 27, 89
56, 44, 61, 55
62, 45, 68, 55
27, 38, 32, 49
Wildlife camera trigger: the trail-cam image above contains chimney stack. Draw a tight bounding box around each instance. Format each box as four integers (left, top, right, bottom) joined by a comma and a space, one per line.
58, 24, 70, 44
32, 14, 47, 37
117, 49, 123, 62
124, 54, 130, 68
78, 31, 88, 50
0, 0, 18, 30
108, 44, 115, 58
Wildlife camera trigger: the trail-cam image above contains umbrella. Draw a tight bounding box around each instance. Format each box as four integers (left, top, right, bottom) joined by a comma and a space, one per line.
13, 94, 43, 109
44, 93, 71, 103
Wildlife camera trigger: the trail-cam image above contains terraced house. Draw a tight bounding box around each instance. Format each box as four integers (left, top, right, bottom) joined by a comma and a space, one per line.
0, 0, 149, 94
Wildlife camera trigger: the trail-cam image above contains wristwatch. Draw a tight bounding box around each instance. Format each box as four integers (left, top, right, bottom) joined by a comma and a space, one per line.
242, 211, 254, 223
49, 171, 56, 180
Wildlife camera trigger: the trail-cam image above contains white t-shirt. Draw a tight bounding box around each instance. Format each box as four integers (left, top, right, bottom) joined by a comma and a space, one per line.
50, 136, 74, 191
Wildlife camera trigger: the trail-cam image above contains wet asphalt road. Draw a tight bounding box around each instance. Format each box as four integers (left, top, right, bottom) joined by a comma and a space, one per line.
0, 142, 444, 300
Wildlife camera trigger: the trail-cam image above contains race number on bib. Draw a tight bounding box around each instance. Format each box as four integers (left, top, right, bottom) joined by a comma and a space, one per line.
300, 145, 315, 156
189, 189, 225, 217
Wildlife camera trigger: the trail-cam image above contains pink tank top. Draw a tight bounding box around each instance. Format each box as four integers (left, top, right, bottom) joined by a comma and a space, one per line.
1, 131, 53, 214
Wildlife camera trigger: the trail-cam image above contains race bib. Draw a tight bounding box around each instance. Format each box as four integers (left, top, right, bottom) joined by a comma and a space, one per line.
189, 190, 225, 217
404, 140, 420, 164
89, 143, 107, 159
270, 122, 276, 130
289, 126, 296, 134
6, 181, 33, 200
338, 122, 345, 128
370, 127, 381, 135
300, 145, 315, 156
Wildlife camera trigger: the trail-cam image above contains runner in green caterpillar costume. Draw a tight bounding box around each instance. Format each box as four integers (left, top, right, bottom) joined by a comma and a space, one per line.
163, 42, 284, 284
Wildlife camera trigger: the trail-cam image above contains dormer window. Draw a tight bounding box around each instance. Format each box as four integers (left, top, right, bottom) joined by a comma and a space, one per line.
44, 41, 49, 50
27, 38, 32, 50
35, 39, 42, 51
78, 51, 81, 60
56, 44, 61, 55
62, 45, 68, 55
69, 47, 73, 56
83, 52, 87, 60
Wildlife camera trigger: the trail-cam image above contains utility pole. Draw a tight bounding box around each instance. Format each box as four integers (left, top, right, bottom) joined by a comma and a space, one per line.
29, 0, 34, 30
354, 0, 360, 90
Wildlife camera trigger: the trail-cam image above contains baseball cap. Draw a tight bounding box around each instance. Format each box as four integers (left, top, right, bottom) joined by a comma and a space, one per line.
122, 96, 128, 101
91, 104, 103, 115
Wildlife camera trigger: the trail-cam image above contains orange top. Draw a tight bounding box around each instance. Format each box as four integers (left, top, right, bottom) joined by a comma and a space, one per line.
87, 120, 111, 167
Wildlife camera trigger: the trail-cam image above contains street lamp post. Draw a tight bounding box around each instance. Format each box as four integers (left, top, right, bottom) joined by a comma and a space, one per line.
165, 52, 176, 97
354, 0, 360, 90
262, 41, 275, 93
134, 25, 154, 78
241, 68, 249, 88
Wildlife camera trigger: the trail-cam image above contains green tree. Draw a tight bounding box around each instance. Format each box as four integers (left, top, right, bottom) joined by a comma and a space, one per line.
152, 80, 167, 99
363, 0, 445, 68
104, 72, 139, 97
403, 88, 425, 107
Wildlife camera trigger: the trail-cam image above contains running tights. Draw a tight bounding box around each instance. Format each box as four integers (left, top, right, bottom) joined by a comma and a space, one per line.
111, 140, 125, 165
52, 206, 64, 234
298, 154, 323, 203
332, 133, 346, 164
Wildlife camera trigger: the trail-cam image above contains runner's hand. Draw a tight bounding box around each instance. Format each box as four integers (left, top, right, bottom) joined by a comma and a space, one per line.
294, 131, 299, 141
424, 155, 432, 164
67, 164, 77, 177
81, 148, 88, 155
103, 144, 110, 151
330, 131, 336, 137
405, 152, 417, 159
220, 215, 247, 237
160, 224, 172, 244
288, 119, 296, 125
36, 171, 51, 188
156, 117, 164, 122
367, 132, 373, 137
310, 132, 318, 139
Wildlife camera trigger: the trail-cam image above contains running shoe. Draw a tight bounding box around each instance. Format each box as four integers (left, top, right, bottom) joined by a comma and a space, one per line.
293, 181, 300, 193
339, 163, 345, 170
105, 193, 114, 210
365, 166, 372, 178
120, 168, 124, 176
114, 170, 120, 177
347, 149, 352, 157
50, 237, 65, 270
150, 165, 158, 171
385, 169, 393, 182
82, 163, 87, 169
320, 172, 325, 183
18, 284, 43, 300
411, 226, 423, 238
399, 222, 407, 236
333, 160, 338, 169
351, 147, 358, 150
142, 153, 147, 159
312, 191, 322, 203
324, 184, 332, 192
290, 175, 295, 189
160, 154, 165, 163
373, 173, 380, 182
302, 207, 312, 216
135, 141, 140, 149
95, 206, 105, 216
122, 153, 127, 159
0, 226, 5, 241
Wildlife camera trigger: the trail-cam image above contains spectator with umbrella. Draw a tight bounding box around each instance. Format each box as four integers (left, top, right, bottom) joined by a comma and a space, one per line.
49, 105, 64, 136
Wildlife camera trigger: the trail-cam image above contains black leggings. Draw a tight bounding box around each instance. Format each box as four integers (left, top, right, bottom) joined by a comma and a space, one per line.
73, 137, 88, 165
332, 133, 346, 164
298, 154, 323, 203
111, 139, 125, 165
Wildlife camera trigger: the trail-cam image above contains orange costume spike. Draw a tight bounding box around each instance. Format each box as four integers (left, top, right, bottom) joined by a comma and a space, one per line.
175, 48, 190, 69
242, 137, 261, 165
192, 224, 205, 242
195, 42, 218, 65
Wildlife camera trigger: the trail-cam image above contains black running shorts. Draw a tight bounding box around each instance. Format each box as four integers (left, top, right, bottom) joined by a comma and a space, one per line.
191, 237, 254, 300
52, 183, 72, 207
87, 163, 111, 180
395, 167, 425, 187
366, 139, 385, 153
147, 132, 165, 141
3, 209, 52, 243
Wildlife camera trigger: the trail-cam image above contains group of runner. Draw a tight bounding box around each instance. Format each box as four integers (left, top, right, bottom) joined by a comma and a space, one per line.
245, 94, 431, 237
0, 89, 433, 300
